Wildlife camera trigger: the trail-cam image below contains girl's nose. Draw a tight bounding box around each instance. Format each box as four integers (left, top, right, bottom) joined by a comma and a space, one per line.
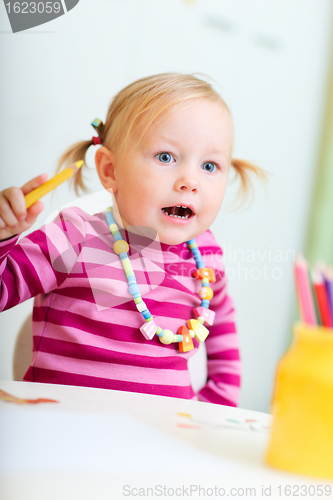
174, 166, 199, 193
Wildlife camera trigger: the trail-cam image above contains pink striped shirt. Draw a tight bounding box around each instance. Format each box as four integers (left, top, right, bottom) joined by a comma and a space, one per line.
0, 207, 241, 406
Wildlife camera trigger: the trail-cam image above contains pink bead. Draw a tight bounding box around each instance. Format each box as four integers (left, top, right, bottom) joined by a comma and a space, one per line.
140, 320, 157, 340
193, 307, 215, 326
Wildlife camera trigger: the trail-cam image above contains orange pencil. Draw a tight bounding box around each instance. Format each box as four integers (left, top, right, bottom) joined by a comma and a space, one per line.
25, 161, 83, 209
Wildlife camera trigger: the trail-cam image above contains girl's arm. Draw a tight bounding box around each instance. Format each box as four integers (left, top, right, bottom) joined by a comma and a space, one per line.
196, 261, 241, 407
0, 207, 86, 312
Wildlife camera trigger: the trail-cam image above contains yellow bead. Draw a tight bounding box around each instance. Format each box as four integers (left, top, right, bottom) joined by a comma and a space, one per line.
113, 239, 129, 255
199, 287, 213, 301
109, 223, 118, 233
159, 329, 177, 345
122, 258, 133, 274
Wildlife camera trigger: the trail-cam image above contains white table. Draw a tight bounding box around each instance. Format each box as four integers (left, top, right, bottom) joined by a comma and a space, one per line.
0, 381, 331, 500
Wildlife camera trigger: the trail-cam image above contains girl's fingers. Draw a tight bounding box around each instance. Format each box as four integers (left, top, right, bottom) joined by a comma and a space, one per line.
0, 174, 47, 231
26, 200, 44, 222
0, 216, 6, 229
0, 193, 21, 227
21, 174, 48, 196
1, 186, 27, 222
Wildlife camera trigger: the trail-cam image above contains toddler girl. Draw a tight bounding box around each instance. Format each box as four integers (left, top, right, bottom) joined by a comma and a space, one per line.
0, 73, 263, 406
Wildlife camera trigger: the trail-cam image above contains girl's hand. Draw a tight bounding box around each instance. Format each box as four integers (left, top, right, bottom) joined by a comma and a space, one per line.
0, 174, 48, 241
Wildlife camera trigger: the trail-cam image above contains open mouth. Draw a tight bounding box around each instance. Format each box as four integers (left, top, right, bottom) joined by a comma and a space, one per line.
161, 206, 193, 219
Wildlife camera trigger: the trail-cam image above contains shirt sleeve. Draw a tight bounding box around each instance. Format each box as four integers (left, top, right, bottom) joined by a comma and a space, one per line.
0, 207, 86, 312
196, 243, 241, 407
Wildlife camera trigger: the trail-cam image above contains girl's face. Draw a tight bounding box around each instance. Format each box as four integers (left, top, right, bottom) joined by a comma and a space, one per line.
105, 99, 233, 245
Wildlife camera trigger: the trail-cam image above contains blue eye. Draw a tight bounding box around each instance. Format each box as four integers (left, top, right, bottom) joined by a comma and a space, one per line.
201, 162, 217, 173
156, 152, 174, 163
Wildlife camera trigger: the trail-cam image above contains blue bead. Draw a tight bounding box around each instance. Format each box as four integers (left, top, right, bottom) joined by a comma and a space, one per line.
105, 211, 115, 225
119, 252, 128, 261
157, 329, 164, 337
201, 300, 210, 308
128, 283, 140, 295
187, 239, 196, 245
201, 282, 210, 287
114, 232, 122, 241
127, 276, 137, 285
192, 248, 200, 256
142, 309, 152, 320
133, 293, 141, 299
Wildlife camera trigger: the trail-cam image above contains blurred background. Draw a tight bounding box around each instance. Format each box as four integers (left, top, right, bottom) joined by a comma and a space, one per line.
0, 0, 332, 412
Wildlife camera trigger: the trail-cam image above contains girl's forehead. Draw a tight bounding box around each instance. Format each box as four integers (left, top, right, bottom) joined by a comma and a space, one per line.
145, 99, 233, 138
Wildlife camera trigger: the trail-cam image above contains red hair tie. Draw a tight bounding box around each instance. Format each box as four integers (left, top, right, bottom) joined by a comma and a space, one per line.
92, 136, 102, 145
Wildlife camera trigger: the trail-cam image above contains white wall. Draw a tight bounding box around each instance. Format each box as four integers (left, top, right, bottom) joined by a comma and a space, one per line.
0, 0, 332, 412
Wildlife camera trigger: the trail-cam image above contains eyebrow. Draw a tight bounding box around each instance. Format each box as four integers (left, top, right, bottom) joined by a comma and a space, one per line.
153, 136, 228, 156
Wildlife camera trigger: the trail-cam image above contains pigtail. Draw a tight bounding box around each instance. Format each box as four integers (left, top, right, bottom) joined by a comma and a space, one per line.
55, 140, 93, 195
55, 120, 105, 195
230, 158, 269, 210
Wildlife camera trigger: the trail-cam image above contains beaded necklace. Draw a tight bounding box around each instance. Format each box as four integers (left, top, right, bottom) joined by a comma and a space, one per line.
105, 207, 216, 352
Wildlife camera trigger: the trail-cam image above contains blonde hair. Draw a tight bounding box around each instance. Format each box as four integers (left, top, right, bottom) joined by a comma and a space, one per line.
56, 72, 267, 204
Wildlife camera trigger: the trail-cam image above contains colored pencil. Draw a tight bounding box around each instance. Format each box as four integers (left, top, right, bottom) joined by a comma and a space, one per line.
25, 160, 84, 209
311, 267, 332, 328
323, 265, 333, 325
294, 261, 306, 323
294, 255, 317, 326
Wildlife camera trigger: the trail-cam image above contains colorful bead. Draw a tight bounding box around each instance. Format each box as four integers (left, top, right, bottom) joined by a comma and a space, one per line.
142, 309, 152, 320
201, 300, 210, 308
159, 329, 179, 344
199, 287, 213, 301
187, 239, 197, 249
140, 320, 157, 340
193, 268, 216, 282
108, 223, 118, 233
187, 319, 209, 342
193, 307, 215, 326
197, 317, 204, 324
122, 258, 133, 274
178, 326, 194, 352
119, 252, 128, 261
134, 296, 142, 304
113, 239, 129, 255
113, 231, 122, 241
136, 301, 147, 313
156, 327, 163, 335
128, 283, 140, 295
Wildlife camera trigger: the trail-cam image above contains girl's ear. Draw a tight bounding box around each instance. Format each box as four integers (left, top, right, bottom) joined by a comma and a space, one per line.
95, 147, 118, 193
